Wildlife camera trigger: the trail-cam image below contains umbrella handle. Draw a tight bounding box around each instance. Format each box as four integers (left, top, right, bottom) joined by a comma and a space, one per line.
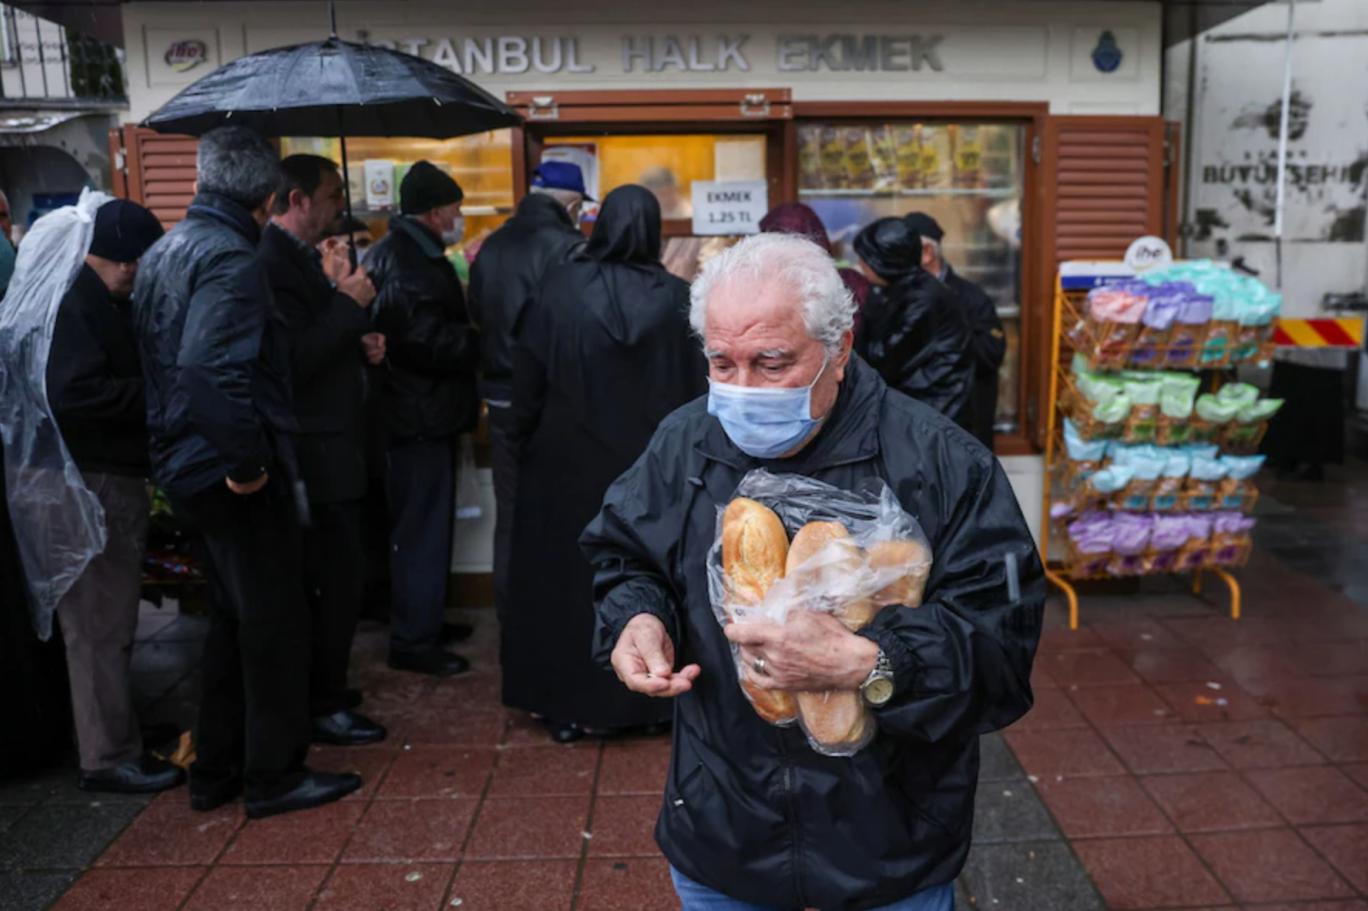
337, 115, 358, 270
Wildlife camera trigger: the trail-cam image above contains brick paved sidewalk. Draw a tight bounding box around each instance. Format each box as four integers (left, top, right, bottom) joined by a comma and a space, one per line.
2, 461, 1364, 910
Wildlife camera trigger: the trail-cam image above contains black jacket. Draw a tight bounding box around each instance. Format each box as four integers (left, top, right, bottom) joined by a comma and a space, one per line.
133, 191, 297, 500
944, 267, 1006, 448
260, 223, 370, 504
363, 216, 478, 442
859, 270, 976, 431
581, 358, 1043, 911
468, 193, 583, 402
46, 265, 148, 477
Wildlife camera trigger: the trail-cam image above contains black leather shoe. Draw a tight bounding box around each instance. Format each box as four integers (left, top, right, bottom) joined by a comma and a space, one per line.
245, 771, 362, 820
388, 649, 470, 677
440, 621, 474, 644
312, 710, 387, 746
79, 755, 186, 794
190, 777, 242, 812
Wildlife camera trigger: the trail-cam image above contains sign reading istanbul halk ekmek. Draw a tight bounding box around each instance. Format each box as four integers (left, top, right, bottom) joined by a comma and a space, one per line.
692, 180, 768, 236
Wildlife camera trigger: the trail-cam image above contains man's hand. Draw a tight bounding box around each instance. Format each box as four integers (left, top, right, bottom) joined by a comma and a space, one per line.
725, 610, 879, 693
226, 472, 268, 495
320, 238, 350, 283
361, 332, 386, 366
338, 263, 376, 308
611, 613, 701, 697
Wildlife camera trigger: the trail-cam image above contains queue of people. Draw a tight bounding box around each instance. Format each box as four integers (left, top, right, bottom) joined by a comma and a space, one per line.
0, 122, 1034, 902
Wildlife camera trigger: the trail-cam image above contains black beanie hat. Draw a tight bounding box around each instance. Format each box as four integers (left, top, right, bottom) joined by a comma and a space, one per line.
399, 160, 463, 215
89, 200, 164, 263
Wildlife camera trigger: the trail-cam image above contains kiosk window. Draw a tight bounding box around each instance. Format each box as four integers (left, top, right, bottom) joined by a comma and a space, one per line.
797, 121, 1025, 435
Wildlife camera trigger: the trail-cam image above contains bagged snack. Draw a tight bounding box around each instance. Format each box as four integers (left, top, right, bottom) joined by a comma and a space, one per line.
1121, 375, 1163, 443
709, 471, 932, 757
1176, 513, 1214, 570
1165, 289, 1212, 369
1152, 451, 1191, 512
1208, 512, 1255, 565
1131, 289, 1181, 367
1109, 513, 1153, 575
1147, 514, 1192, 572
1217, 454, 1264, 511
1216, 383, 1260, 410
1064, 419, 1109, 487
1185, 455, 1227, 511
1085, 286, 1148, 368
1157, 373, 1201, 445
1223, 398, 1283, 453
1066, 512, 1115, 576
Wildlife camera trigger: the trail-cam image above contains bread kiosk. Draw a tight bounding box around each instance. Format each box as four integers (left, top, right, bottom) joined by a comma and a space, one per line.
113, 0, 1176, 573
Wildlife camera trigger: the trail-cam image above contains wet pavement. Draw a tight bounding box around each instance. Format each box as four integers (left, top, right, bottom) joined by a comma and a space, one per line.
1, 459, 1364, 910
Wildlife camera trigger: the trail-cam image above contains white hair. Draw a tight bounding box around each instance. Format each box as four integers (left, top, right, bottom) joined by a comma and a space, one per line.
689, 233, 855, 351
529, 185, 583, 209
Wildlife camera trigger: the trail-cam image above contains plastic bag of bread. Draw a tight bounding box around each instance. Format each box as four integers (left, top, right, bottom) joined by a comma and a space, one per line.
707, 470, 933, 757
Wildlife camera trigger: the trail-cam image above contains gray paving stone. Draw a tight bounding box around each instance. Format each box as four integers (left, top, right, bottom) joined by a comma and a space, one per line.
971, 781, 1059, 845
958, 841, 1105, 911
0, 802, 139, 871
0, 806, 27, 835
0, 766, 153, 808
0, 871, 78, 911
977, 733, 1024, 783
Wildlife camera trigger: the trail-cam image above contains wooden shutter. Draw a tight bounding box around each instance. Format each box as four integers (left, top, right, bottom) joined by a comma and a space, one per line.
109, 125, 198, 228
1029, 115, 1166, 446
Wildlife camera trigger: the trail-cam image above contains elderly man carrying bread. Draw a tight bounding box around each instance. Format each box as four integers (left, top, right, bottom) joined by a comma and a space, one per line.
581, 232, 1044, 911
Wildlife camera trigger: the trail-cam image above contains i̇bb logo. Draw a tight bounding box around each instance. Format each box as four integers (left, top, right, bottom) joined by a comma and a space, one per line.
164, 40, 208, 73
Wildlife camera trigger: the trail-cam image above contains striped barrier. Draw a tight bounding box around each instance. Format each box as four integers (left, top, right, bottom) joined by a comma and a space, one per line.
1272, 317, 1364, 348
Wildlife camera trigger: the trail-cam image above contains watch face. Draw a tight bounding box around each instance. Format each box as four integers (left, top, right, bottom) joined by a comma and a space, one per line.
864, 677, 895, 707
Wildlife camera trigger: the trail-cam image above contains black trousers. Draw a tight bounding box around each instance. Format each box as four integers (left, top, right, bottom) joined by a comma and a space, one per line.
302, 499, 364, 715
173, 481, 310, 801
486, 403, 518, 619
385, 439, 454, 654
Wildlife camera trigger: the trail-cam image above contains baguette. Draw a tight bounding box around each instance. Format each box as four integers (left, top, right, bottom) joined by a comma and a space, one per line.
788, 520, 874, 752
721, 498, 798, 725
868, 538, 931, 608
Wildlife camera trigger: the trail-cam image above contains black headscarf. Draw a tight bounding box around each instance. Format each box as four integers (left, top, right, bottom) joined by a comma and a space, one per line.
584, 185, 662, 264
853, 216, 923, 283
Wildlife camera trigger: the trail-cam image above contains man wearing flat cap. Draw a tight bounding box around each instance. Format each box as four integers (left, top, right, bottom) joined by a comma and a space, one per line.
904, 212, 1006, 449
44, 199, 185, 794
363, 160, 478, 677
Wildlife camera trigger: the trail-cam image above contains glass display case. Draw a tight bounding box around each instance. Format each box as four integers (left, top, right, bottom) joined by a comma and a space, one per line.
797, 121, 1025, 435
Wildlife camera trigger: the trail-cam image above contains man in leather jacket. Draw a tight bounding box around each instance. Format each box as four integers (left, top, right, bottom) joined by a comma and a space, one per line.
133, 126, 360, 819
582, 233, 1042, 911
905, 212, 1006, 449
362, 161, 478, 678
853, 217, 976, 432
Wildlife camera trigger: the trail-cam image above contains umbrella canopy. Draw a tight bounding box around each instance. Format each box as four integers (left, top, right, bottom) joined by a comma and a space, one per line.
142, 35, 522, 138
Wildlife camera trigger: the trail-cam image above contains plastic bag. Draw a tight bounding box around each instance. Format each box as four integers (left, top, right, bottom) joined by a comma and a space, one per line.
0, 189, 112, 640
708, 469, 932, 757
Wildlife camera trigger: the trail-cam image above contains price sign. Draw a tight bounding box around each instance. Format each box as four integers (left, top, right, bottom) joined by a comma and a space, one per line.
692, 180, 768, 236
1124, 235, 1174, 272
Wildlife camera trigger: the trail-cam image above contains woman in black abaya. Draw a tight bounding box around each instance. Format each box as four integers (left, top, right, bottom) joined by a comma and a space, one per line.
502, 185, 706, 742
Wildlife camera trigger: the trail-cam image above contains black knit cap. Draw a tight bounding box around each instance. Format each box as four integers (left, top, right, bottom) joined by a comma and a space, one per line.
399, 160, 463, 215
89, 200, 164, 263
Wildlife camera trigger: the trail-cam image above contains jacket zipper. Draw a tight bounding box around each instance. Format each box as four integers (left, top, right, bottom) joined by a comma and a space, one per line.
775, 734, 807, 907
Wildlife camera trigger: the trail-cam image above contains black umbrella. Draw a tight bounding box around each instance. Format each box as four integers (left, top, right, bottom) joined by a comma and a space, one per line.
142, 23, 523, 261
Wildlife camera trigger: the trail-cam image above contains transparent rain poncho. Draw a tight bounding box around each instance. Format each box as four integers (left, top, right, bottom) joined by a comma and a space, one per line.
0, 189, 113, 639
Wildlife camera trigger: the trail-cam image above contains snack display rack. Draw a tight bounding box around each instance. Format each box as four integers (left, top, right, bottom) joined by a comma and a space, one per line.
1039, 263, 1276, 630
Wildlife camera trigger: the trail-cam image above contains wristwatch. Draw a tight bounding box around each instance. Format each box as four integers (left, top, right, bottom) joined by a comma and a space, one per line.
860, 648, 895, 708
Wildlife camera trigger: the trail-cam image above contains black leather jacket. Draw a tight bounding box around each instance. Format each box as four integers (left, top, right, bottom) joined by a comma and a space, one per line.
859, 269, 976, 430
468, 193, 583, 402
132, 191, 297, 499
582, 358, 1043, 911
363, 216, 478, 442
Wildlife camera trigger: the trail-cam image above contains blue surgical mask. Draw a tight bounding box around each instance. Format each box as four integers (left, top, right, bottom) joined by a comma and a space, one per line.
707, 356, 829, 459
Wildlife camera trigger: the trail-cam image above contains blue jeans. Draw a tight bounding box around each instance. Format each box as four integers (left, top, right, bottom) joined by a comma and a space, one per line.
670, 866, 955, 911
